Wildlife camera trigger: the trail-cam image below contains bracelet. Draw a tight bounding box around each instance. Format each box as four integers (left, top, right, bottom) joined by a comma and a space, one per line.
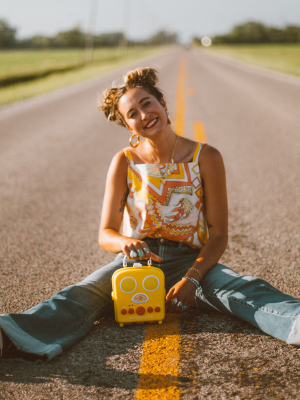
189, 267, 203, 282
182, 276, 200, 288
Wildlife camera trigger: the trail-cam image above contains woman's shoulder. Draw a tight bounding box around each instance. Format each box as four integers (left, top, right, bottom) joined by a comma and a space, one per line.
108, 149, 129, 173
198, 143, 225, 176
199, 143, 222, 159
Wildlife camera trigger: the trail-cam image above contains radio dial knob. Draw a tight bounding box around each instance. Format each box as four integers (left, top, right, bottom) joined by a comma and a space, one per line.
136, 306, 145, 315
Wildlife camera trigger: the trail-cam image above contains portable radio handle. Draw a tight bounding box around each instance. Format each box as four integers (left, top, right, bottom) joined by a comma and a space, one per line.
123, 255, 152, 268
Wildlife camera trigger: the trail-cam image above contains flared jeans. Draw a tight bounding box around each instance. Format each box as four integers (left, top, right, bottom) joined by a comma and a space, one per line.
1, 238, 300, 361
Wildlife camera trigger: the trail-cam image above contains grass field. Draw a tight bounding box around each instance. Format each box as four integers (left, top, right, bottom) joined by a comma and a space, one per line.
0, 46, 167, 106
0, 48, 133, 80
203, 44, 300, 77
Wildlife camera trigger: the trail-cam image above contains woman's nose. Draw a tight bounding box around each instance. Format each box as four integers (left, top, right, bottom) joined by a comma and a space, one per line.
140, 111, 149, 120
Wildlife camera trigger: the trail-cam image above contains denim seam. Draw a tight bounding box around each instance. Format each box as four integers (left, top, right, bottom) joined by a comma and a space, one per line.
205, 294, 299, 318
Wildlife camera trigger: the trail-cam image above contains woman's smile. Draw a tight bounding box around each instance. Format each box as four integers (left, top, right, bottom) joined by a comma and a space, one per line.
144, 117, 158, 129
118, 88, 168, 135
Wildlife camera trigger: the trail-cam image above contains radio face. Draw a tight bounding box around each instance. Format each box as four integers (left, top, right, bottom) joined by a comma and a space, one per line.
112, 267, 165, 325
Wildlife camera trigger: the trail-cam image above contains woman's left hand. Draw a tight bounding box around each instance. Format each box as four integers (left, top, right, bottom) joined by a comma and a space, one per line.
165, 278, 197, 313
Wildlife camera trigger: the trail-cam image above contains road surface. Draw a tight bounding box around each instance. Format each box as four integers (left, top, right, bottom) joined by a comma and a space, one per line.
1, 47, 300, 399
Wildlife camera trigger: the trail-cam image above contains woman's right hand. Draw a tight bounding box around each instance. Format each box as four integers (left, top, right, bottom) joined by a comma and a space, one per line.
120, 238, 162, 262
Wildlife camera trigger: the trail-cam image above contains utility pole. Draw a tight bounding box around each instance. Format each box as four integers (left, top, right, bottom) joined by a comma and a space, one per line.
119, 0, 131, 57
85, 0, 99, 64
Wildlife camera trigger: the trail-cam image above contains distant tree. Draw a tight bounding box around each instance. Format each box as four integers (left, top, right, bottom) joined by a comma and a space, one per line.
191, 37, 202, 47
283, 25, 300, 42
0, 19, 17, 48
0, 19, 178, 50
29, 35, 52, 48
265, 27, 285, 43
230, 22, 268, 43
210, 21, 300, 44
146, 30, 177, 46
94, 32, 125, 47
55, 26, 85, 48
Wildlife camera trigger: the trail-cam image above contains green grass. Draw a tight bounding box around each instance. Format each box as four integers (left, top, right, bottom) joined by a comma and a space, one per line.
202, 44, 300, 77
0, 48, 84, 80
0, 46, 167, 106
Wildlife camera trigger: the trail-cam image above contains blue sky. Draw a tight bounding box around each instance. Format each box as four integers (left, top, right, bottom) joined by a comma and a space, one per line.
1, 0, 300, 43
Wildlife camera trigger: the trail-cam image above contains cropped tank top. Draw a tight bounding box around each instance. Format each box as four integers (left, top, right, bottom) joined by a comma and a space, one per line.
122, 143, 209, 249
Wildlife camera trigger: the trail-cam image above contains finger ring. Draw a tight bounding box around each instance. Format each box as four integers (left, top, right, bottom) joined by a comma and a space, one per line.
172, 298, 178, 305
178, 301, 183, 307
183, 306, 188, 311
130, 250, 138, 258
143, 248, 150, 253
137, 249, 144, 257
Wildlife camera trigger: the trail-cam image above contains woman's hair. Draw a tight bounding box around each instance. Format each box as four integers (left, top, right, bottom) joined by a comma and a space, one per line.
98, 67, 165, 127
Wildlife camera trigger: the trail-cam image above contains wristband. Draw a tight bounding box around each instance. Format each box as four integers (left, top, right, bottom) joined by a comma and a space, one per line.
182, 276, 200, 288
189, 267, 203, 282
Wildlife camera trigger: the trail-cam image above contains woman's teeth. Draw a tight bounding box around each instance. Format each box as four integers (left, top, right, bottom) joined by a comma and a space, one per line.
145, 118, 157, 129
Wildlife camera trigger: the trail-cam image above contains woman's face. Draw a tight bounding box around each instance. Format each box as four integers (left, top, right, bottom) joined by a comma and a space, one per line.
118, 88, 168, 137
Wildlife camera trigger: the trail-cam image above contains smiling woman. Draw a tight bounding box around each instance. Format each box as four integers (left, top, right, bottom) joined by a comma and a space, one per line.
1, 67, 300, 362
99, 68, 165, 128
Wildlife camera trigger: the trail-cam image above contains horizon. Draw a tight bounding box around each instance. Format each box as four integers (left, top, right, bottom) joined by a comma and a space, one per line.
1, 0, 300, 44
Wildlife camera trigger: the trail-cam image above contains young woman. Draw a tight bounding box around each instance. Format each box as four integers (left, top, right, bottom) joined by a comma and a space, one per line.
1, 67, 300, 361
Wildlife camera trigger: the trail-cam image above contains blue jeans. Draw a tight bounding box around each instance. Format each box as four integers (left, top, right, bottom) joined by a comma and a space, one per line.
1, 238, 300, 361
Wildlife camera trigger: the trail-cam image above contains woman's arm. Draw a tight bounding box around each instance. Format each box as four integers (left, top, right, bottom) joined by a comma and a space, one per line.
98, 150, 129, 253
187, 144, 228, 276
98, 150, 161, 261
166, 144, 228, 311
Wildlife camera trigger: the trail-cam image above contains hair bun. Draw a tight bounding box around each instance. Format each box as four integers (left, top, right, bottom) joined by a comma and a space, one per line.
125, 67, 158, 88
98, 88, 119, 121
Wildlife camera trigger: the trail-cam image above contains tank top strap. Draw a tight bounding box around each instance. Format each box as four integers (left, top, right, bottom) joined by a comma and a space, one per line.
123, 148, 133, 165
192, 143, 203, 162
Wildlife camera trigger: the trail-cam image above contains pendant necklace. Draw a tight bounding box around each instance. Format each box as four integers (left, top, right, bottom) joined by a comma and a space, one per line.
152, 134, 178, 184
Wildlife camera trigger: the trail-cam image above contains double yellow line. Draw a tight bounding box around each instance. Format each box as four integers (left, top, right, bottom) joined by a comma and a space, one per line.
174, 59, 207, 142
135, 58, 206, 399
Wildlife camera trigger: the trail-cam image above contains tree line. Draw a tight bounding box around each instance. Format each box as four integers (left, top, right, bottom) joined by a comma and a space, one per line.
193, 21, 300, 44
0, 19, 177, 49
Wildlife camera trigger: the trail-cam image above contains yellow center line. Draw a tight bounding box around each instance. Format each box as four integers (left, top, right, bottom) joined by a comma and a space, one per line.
135, 58, 188, 400
193, 121, 207, 143
135, 315, 181, 400
174, 58, 187, 137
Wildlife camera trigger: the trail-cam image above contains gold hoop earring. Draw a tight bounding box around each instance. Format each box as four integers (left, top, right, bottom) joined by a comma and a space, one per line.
129, 133, 140, 148
166, 111, 171, 125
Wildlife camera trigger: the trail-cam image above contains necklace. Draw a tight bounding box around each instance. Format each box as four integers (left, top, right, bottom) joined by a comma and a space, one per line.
153, 134, 178, 184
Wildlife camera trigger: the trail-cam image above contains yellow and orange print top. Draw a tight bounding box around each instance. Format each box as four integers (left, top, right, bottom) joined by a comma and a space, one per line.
122, 143, 209, 249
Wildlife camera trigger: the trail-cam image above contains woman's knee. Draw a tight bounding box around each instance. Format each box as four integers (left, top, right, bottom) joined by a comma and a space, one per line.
201, 263, 241, 293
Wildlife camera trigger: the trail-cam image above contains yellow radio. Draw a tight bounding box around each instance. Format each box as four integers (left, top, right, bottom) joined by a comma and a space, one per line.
111, 257, 165, 327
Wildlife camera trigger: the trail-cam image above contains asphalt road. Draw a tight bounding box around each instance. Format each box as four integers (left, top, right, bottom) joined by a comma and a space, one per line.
1, 47, 300, 399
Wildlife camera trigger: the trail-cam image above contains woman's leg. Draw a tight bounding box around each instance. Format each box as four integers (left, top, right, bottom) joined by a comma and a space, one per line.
196, 263, 300, 346
0, 253, 124, 361
145, 239, 300, 346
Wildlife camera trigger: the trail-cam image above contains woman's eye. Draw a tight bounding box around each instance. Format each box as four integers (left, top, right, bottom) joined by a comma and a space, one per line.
129, 112, 136, 118
144, 101, 151, 107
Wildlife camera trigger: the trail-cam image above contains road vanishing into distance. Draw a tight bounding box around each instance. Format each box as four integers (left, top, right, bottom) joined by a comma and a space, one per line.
1, 46, 300, 399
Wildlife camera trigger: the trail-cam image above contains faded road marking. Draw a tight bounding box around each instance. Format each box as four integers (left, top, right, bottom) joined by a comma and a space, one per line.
135, 314, 181, 400
174, 58, 187, 137
193, 121, 207, 143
